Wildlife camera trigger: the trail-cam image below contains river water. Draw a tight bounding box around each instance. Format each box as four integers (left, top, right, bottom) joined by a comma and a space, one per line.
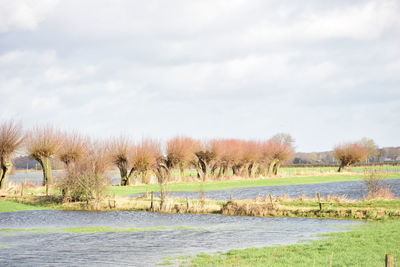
0, 210, 360, 266
151, 179, 400, 201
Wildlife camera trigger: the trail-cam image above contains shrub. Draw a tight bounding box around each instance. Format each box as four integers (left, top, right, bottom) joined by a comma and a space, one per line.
58, 142, 110, 203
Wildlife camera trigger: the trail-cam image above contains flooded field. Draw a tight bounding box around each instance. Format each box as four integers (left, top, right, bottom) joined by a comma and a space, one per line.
138, 179, 400, 200
0, 210, 360, 266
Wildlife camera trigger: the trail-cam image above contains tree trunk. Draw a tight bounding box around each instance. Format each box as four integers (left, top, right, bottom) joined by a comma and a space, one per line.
210, 164, 219, 179
118, 161, 129, 186
197, 159, 208, 181
268, 159, 278, 175
38, 157, 53, 185
232, 164, 244, 176
247, 162, 258, 178
0, 162, 11, 190
338, 162, 348, 172
38, 157, 53, 195
179, 165, 185, 179
273, 162, 281, 175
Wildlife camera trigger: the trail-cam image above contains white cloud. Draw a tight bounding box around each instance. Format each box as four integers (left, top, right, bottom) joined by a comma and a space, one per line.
243, 0, 400, 45
0, 0, 399, 151
0, 0, 58, 32
304, 0, 400, 40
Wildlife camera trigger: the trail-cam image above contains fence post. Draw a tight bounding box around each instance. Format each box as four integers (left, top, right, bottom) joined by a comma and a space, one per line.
20, 182, 24, 197
150, 191, 154, 212
385, 254, 394, 267
317, 193, 322, 211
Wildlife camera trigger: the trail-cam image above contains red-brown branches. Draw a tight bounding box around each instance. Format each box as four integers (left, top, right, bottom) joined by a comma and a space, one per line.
334, 142, 368, 172
108, 136, 134, 185
0, 120, 24, 189
59, 141, 110, 203
132, 139, 161, 184
58, 132, 88, 166
26, 126, 61, 160
167, 136, 200, 177
260, 136, 294, 175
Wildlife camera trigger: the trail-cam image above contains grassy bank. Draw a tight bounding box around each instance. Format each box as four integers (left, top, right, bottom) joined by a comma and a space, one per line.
185, 220, 400, 266
106, 172, 400, 196
5, 194, 400, 221
222, 198, 400, 220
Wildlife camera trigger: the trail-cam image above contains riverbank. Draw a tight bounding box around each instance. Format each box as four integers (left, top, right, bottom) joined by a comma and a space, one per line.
3, 194, 400, 221
181, 219, 400, 266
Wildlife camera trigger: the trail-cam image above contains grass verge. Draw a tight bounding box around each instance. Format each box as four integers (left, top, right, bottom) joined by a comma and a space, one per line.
184, 220, 400, 266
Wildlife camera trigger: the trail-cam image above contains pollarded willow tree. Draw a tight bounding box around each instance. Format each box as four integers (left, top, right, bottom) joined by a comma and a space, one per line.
58, 132, 88, 166
268, 133, 295, 175
333, 142, 368, 172
194, 141, 216, 181
241, 141, 262, 177
132, 139, 161, 184
166, 136, 200, 179
26, 126, 61, 195
0, 121, 24, 189
108, 136, 135, 186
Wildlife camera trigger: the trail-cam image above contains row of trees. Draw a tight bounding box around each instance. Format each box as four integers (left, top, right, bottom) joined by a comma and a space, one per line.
0, 119, 380, 193
0, 120, 296, 191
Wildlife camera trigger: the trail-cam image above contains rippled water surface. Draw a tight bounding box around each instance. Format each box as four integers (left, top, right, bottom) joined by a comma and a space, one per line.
148, 179, 400, 201
0, 210, 359, 266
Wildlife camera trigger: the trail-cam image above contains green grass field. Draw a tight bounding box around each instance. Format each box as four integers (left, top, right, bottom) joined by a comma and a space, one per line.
106, 172, 400, 196
186, 220, 400, 266
0, 200, 49, 212
279, 165, 400, 175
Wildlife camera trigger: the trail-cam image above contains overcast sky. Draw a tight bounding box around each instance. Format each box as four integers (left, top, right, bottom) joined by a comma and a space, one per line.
0, 0, 399, 152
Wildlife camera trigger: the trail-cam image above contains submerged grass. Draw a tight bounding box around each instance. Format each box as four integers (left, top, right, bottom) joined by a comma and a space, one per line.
185, 220, 400, 267
0, 226, 196, 233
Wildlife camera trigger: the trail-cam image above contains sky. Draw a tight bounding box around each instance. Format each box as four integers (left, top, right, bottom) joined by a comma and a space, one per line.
0, 0, 399, 152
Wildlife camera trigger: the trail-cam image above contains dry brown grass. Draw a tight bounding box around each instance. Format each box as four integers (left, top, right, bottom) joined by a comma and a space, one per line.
221, 198, 400, 220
